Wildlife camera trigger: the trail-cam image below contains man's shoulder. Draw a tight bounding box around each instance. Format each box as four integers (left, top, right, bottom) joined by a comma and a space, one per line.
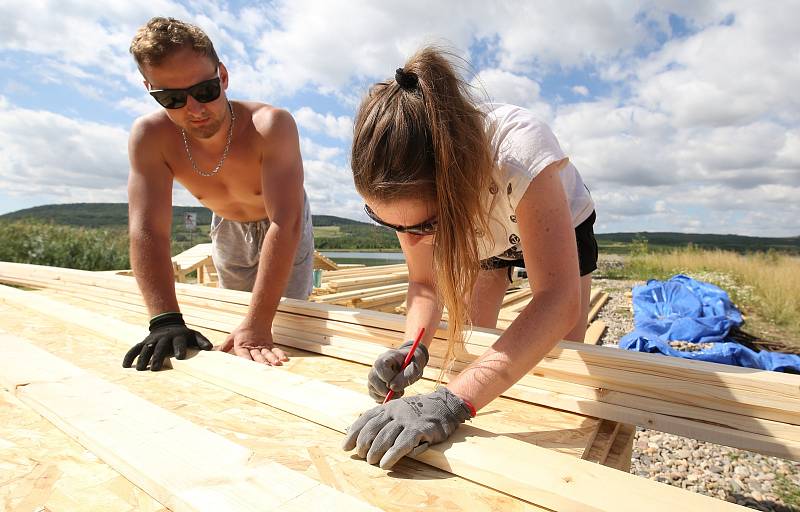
243, 102, 298, 140
130, 110, 173, 145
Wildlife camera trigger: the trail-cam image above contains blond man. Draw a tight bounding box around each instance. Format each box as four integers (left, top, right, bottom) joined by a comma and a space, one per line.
123, 17, 313, 371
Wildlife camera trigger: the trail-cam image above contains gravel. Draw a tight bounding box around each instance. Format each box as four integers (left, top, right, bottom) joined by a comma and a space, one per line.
592, 256, 800, 511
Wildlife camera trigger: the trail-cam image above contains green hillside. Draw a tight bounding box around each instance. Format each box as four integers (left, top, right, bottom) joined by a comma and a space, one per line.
3, 203, 798, 254
0, 203, 400, 250
595, 232, 800, 254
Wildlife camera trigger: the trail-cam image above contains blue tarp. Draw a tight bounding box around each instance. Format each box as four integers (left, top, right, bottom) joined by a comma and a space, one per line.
619, 274, 800, 373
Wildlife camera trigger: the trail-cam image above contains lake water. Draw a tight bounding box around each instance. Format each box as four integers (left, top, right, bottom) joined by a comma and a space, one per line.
321, 251, 405, 267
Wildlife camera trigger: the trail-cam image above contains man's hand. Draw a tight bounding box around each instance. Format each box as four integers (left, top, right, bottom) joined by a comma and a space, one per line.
122, 312, 213, 371
342, 387, 473, 469
217, 323, 288, 365
367, 340, 429, 402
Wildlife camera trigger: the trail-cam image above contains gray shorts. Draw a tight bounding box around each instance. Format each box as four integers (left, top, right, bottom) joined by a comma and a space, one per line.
209, 193, 314, 299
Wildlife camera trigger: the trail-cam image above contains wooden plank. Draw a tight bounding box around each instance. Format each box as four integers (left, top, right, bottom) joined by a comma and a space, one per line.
0, 387, 170, 511
326, 272, 409, 292
0, 333, 380, 512
14, 282, 800, 459
588, 292, 609, 322
583, 320, 606, 345
0, 287, 745, 511
582, 420, 622, 464
6, 274, 800, 458
29, 284, 800, 468
313, 251, 339, 271
0, 299, 556, 512
604, 424, 636, 473
311, 283, 407, 304
4, 267, 800, 453
7, 273, 800, 453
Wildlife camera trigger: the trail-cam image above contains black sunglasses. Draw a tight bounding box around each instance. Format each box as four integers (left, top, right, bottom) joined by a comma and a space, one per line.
364, 204, 438, 236
148, 72, 222, 109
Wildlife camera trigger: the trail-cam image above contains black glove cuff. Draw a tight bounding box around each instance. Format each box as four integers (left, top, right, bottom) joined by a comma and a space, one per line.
149, 312, 186, 331
399, 339, 429, 364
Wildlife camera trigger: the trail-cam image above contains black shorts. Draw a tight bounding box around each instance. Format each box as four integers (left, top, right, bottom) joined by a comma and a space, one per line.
480, 210, 598, 281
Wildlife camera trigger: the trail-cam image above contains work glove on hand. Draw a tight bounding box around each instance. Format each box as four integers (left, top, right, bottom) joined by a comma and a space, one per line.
367, 340, 429, 401
342, 387, 474, 469
122, 312, 213, 371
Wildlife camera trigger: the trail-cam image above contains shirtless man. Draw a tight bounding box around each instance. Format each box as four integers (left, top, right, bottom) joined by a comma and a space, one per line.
122, 17, 314, 371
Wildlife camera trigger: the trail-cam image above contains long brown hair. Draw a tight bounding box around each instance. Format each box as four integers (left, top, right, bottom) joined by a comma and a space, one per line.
351, 46, 494, 366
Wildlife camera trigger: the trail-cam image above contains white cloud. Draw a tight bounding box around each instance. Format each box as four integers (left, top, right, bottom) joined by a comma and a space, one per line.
1, 1, 798, 237
294, 107, 353, 141
300, 137, 342, 162
0, 101, 129, 199
632, 3, 800, 128
303, 159, 365, 220
472, 69, 552, 121
571, 85, 589, 97
117, 96, 160, 117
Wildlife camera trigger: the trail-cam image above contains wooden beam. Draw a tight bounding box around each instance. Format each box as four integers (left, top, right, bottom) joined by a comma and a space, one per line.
313, 251, 339, 271
583, 320, 606, 345
0, 286, 746, 511
0, 333, 380, 512
3, 265, 800, 456
18, 276, 800, 462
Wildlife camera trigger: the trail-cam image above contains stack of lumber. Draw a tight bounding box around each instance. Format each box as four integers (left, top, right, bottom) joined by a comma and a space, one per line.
171, 243, 216, 285
1, 267, 749, 510
169, 245, 342, 287
313, 251, 339, 271
314, 263, 409, 293
311, 264, 410, 312
398, 284, 609, 344
495, 286, 610, 344
311, 282, 408, 312
2, 262, 799, 466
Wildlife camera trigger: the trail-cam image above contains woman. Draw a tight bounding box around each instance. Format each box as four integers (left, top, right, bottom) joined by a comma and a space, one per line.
342, 47, 597, 469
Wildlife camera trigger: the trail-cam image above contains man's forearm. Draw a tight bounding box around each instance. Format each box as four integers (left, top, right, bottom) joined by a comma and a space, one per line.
130, 231, 180, 316
245, 222, 301, 327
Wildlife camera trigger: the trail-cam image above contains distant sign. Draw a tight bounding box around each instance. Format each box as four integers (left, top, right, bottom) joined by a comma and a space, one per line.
184, 212, 197, 230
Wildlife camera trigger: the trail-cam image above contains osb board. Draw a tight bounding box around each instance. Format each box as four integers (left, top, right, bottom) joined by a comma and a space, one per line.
35, 290, 606, 458
0, 300, 549, 512
0, 390, 167, 512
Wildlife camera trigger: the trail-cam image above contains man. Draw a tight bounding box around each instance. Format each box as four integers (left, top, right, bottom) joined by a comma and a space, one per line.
123, 17, 314, 371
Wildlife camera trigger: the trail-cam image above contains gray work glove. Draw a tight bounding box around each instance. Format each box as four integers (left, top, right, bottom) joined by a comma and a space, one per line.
342, 387, 473, 469
368, 340, 429, 401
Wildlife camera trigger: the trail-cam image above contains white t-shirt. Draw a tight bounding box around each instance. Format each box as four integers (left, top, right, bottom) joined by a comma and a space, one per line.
477, 103, 595, 261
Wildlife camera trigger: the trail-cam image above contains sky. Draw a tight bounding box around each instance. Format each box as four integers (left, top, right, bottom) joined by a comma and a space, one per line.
0, 1, 798, 236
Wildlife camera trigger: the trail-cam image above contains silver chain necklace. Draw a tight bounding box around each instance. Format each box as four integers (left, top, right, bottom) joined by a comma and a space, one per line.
181, 101, 236, 177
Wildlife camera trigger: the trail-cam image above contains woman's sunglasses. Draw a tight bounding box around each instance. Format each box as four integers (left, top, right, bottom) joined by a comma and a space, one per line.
364, 204, 438, 236
148, 71, 222, 109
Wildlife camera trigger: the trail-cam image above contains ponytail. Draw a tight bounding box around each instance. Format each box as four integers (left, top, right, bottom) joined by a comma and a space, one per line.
352, 46, 494, 370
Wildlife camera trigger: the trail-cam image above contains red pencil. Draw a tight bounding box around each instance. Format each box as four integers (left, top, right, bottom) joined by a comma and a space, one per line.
383, 327, 426, 404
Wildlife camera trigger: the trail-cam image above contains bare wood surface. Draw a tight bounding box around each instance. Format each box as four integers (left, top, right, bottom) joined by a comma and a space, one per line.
0, 286, 745, 511
0, 333, 381, 512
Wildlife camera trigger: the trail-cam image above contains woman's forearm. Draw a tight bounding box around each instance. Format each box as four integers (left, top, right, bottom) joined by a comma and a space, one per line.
446, 288, 579, 410
404, 281, 443, 349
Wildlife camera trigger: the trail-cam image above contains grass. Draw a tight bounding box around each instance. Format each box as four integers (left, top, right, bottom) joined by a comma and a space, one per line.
313, 225, 342, 238
775, 475, 800, 509
604, 242, 800, 349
